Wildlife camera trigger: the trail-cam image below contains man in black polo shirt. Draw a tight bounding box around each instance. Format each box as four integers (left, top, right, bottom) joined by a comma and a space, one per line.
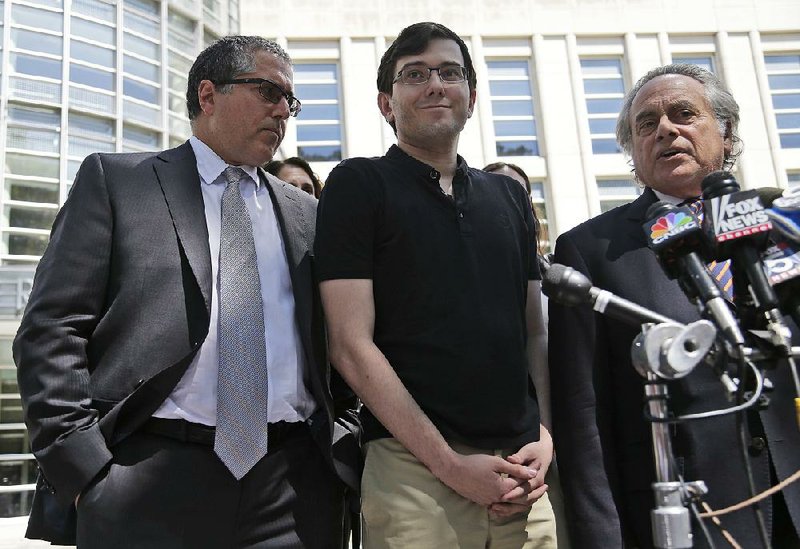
316, 21, 556, 548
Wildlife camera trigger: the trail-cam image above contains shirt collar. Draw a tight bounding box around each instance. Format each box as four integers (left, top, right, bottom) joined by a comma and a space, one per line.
652, 188, 687, 206
386, 144, 470, 180
189, 135, 262, 189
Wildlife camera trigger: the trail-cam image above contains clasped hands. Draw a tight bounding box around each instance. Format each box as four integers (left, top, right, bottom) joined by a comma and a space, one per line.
435, 435, 553, 519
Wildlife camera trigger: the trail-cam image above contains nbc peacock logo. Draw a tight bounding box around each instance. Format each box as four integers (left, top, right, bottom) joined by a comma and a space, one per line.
649, 212, 697, 244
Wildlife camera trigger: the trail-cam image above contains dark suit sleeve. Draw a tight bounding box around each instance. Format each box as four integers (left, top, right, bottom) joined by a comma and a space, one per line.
14, 153, 114, 505
549, 232, 624, 547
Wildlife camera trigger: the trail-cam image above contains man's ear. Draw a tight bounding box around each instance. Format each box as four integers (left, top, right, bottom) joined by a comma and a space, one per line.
466, 87, 477, 119
723, 120, 733, 158
377, 92, 394, 124
198, 80, 216, 116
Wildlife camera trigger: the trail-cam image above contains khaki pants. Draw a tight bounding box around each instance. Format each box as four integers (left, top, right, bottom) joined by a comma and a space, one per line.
361, 438, 557, 549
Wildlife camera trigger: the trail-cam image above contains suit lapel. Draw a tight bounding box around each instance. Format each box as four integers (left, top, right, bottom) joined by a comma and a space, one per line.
153, 142, 213, 312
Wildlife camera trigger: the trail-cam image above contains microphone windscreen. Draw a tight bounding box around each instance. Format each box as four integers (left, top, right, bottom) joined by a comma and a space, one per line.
755, 187, 786, 208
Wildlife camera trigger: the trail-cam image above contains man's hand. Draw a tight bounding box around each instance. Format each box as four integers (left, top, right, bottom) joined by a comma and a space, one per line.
435, 452, 538, 507
489, 427, 554, 517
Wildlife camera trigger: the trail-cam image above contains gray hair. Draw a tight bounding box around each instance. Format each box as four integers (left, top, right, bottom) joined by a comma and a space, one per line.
615, 63, 742, 170
186, 35, 291, 121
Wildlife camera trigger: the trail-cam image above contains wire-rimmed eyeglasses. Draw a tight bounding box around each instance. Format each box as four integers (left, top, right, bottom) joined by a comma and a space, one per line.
392, 64, 469, 86
214, 78, 302, 116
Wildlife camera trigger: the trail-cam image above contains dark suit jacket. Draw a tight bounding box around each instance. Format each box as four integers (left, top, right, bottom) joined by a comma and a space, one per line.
13, 142, 360, 544
549, 188, 800, 548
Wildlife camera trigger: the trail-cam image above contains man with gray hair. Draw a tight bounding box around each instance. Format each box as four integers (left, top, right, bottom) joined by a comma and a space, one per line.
14, 35, 358, 548
549, 64, 800, 548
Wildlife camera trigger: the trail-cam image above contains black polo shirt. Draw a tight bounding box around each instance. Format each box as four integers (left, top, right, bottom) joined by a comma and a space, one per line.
315, 145, 541, 450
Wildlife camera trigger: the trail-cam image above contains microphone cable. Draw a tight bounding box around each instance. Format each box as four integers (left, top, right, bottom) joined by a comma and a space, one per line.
643, 356, 764, 423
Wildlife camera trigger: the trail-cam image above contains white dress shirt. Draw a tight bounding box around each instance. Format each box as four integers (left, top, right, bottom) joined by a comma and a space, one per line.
153, 136, 316, 425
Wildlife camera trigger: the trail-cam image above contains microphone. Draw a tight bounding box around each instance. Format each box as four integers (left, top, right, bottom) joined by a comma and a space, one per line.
761, 234, 800, 328
542, 263, 675, 326
643, 201, 744, 346
703, 172, 794, 353
765, 187, 800, 244
702, 172, 776, 312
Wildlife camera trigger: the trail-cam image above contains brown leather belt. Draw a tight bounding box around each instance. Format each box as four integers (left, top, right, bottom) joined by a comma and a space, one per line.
141, 417, 307, 448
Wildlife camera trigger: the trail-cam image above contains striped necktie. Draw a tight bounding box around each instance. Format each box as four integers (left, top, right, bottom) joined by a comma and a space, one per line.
681, 198, 734, 300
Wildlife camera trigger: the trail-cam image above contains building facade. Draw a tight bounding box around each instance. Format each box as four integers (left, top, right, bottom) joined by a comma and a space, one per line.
0, 0, 798, 519
245, 0, 800, 251
0, 0, 235, 516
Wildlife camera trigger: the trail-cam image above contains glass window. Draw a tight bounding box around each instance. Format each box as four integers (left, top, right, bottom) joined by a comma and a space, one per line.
71, 17, 115, 46
10, 4, 62, 32
124, 55, 160, 83
6, 126, 59, 153
168, 52, 193, 75
168, 72, 187, 94
295, 82, 338, 101
495, 141, 538, 157
6, 179, 59, 204
295, 63, 342, 162
487, 60, 539, 158
70, 63, 114, 90
788, 172, 800, 189
123, 78, 159, 104
297, 124, 340, 142
597, 178, 641, 212
489, 80, 532, 97
5, 153, 59, 179
167, 10, 194, 51
673, 56, 715, 73
123, 124, 159, 147
765, 53, 800, 149
297, 103, 339, 120
490, 99, 533, 117
69, 112, 113, 137
127, 0, 158, 16
297, 145, 341, 162
10, 53, 61, 80
72, 0, 116, 23
582, 57, 625, 155
8, 104, 59, 126
123, 9, 158, 40
168, 92, 185, 113
10, 28, 62, 56
8, 207, 57, 231
124, 32, 159, 59
71, 40, 115, 68
8, 234, 50, 256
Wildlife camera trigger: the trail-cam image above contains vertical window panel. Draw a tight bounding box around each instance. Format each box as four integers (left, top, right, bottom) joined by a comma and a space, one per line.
487, 60, 539, 157
295, 63, 342, 162
765, 54, 800, 149
581, 58, 624, 155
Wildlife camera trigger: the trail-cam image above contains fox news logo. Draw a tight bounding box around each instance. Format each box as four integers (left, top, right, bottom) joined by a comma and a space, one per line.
708, 191, 771, 242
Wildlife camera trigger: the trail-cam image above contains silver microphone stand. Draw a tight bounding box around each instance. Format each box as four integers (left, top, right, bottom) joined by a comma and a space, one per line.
631, 320, 716, 548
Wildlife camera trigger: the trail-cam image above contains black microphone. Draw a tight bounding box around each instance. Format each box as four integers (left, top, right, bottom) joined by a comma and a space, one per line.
702, 171, 776, 312
643, 201, 744, 345
543, 263, 676, 326
703, 172, 794, 353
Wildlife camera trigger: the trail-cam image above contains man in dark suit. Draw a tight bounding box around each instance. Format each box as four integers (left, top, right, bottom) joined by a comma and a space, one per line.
549, 64, 800, 548
13, 35, 359, 548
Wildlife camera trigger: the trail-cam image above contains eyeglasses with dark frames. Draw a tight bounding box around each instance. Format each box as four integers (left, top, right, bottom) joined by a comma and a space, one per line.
214, 78, 302, 116
392, 64, 469, 86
